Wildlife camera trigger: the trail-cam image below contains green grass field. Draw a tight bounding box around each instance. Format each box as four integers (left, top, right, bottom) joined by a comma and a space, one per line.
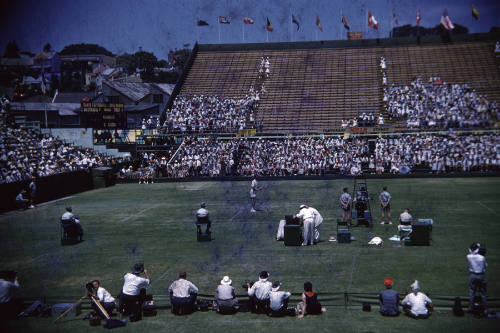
1, 177, 499, 332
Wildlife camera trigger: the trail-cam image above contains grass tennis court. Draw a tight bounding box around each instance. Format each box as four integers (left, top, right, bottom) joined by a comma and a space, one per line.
1, 177, 499, 332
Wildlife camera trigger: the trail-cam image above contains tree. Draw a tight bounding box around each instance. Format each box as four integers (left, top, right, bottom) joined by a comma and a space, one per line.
60, 43, 114, 56
43, 43, 52, 52
117, 51, 158, 73
391, 23, 469, 38
3, 40, 20, 58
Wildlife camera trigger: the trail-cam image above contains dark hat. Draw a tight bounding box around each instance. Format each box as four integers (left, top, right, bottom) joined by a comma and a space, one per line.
200, 202, 206, 208
132, 263, 144, 275
259, 271, 269, 280
66, 206, 72, 212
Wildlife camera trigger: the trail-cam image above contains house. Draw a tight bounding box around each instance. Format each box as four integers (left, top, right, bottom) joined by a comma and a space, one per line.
99, 80, 174, 127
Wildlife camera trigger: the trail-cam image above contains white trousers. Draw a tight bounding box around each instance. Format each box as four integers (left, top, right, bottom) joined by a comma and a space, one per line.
302, 219, 314, 246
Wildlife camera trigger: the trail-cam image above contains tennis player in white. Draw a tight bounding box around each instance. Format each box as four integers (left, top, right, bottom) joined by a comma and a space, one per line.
250, 175, 262, 212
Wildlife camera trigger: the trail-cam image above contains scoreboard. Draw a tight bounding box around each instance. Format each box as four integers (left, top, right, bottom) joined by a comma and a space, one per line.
80, 103, 126, 129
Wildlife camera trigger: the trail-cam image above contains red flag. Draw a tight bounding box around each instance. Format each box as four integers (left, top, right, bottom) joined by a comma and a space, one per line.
416, 9, 421, 25
243, 17, 254, 24
368, 12, 378, 30
440, 9, 454, 30
266, 18, 273, 31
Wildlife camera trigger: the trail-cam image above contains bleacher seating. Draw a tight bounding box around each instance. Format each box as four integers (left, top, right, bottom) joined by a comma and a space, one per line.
177, 40, 500, 133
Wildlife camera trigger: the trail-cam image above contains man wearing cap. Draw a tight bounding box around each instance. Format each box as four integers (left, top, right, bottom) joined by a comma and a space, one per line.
168, 272, 199, 313
269, 281, 292, 317
379, 277, 400, 316
247, 271, 272, 313
401, 280, 432, 319
120, 263, 150, 318
196, 202, 211, 234
213, 276, 238, 313
61, 206, 83, 240
295, 205, 314, 246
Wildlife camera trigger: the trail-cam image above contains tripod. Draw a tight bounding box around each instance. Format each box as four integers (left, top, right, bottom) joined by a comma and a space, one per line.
53, 291, 110, 323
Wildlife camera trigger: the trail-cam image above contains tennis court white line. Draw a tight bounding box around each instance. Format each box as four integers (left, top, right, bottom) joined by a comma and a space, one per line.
477, 201, 499, 217
119, 204, 162, 223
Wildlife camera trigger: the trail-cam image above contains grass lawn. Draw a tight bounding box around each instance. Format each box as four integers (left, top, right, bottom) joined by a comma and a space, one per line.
0, 177, 499, 332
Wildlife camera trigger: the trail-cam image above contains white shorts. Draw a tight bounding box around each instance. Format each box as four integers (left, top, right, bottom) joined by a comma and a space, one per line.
250, 190, 256, 198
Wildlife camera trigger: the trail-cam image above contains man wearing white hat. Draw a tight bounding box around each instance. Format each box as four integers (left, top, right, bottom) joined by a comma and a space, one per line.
401, 280, 432, 319
295, 205, 315, 246
214, 276, 238, 313
269, 281, 292, 317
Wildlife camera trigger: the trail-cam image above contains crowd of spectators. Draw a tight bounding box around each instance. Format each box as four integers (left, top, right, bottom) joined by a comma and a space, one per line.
383, 75, 498, 129
165, 134, 499, 178
162, 95, 256, 134
168, 137, 239, 178
0, 98, 121, 184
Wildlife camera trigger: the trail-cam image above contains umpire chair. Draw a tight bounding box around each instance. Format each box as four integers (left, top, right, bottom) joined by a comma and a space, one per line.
196, 216, 212, 242
60, 219, 82, 245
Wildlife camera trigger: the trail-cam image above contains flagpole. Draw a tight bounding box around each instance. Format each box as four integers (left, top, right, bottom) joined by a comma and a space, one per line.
218, 19, 221, 43
242, 22, 245, 42
266, 29, 269, 42
340, 9, 342, 40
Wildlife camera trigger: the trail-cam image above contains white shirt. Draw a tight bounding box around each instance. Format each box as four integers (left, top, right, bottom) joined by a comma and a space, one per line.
168, 278, 198, 298
0, 279, 19, 303
269, 290, 291, 310
196, 208, 209, 218
401, 292, 432, 316
399, 212, 412, 223
309, 207, 323, 227
297, 207, 314, 221
96, 286, 115, 303
61, 211, 74, 221
467, 253, 487, 274
122, 273, 150, 296
250, 179, 259, 195
248, 279, 272, 300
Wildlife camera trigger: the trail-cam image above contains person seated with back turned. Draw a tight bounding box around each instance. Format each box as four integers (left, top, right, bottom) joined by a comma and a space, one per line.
297, 281, 326, 318
196, 202, 211, 234
168, 271, 199, 314
120, 264, 150, 319
0, 270, 21, 319
401, 280, 432, 319
213, 275, 238, 314
398, 208, 413, 237
247, 271, 272, 314
269, 281, 294, 317
90, 280, 116, 318
61, 206, 83, 240
379, 277, 400, 316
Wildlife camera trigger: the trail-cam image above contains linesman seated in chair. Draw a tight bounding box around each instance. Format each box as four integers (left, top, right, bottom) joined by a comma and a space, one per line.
398, 208, 413, 239
61, 206, 83, 241
196, 202, 211, 234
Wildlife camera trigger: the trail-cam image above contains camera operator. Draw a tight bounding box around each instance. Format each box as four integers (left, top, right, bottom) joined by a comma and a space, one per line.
467, 243, 488, 315
0, 271, 21, 319
90, 280, 116, 318
120, 264, 150, 319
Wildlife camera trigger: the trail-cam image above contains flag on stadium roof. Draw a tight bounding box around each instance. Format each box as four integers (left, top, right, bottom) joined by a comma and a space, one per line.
416, 9, 421, 25
292, 14, 300, 31
440, 9, 454, 30
266, 18, 273, 31
316, 15, 322, 31
342, 13, 350, 30
243, 17, 254, 24
472, 5, 480, 20
392, 10, 399, 26
368, 12, 378, 30
197, 19, 209, 26
218, 16, 230, 24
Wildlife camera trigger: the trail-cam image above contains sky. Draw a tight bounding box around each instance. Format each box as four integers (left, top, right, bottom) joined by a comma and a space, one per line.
0, 0, 498, 60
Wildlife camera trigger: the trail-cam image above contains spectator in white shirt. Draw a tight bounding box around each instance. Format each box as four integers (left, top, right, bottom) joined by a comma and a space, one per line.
247, 271, 272, 314
213, 275, 238, 313
168, 272, 198, 314
467, 243, 488, 314
91, 280, 116, 318
120, 264, 150, 318
401, 280, 432, 319
61, 206, 83, 241
0, 271, 21, 319
269, 281, 293, 317
196, 202, 211, 234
